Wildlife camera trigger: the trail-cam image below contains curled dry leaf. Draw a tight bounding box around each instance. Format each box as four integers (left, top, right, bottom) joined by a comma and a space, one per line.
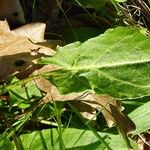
33, 65, 97, 121
32, 64, 135, 131
110, 104, 136, 134
33, 65, 94, 103
31, 65, 118, 123
94, 95, 136, 148
94, 95, 136, 141
34, 69, 135, 131
0, 0, 25, 24
11, 21, 61, 49
0, 20, 55, 81
71, 100, 97, 122
110, 104, 136, 148
93, 95, 121, 127
32, 65, 123, 124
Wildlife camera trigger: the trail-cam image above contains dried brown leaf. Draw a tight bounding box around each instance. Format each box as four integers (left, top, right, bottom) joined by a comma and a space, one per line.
32, 64, 94, 102
32, 65, 123, 125
12, 23, 46, 43
93, 95, 121, 127
34, 77, 93, 103
110, 104, 136, 134
32, 64, 134, 132
0, 20, 10, 32
0, 21, 55, 80
33, 71, 96, 121
110, 104, 136, 148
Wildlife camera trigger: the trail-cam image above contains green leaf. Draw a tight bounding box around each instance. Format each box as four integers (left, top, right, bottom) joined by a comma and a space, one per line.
18, 129, 108, 150
38, 27, 150, 99
129, 101, 150, 134
0, 135, 14, 150
17, 128, 137, 150
109, 134, 138, 150
8, 81, 43, 109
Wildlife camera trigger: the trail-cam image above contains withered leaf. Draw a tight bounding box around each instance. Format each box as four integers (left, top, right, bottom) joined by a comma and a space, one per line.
93, 95, 122, 127
110, 104, 136, 148
0, 20, 10, 32
12, 23, 46, 43
0, 20, 55, 81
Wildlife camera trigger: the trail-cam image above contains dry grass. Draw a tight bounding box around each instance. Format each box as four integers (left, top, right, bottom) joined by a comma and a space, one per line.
118, 0, 150, 29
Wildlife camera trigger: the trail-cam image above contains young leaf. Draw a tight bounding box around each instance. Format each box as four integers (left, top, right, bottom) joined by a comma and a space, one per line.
38, 27, 150, 100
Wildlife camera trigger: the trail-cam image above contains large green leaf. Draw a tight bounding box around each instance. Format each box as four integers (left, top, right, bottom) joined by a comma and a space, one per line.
16, 128, 137, 150
38, 27, 150, 99
18, 129, 109, 150
129, 101, 150, 134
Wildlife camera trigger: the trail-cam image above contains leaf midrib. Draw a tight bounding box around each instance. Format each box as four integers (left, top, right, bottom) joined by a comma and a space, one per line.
67, 59, 150, 71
